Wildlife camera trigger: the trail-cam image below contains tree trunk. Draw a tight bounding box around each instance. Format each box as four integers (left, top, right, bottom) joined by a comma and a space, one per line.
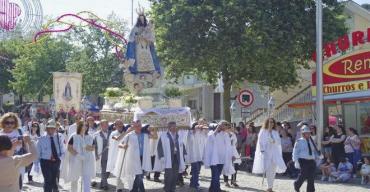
223, 82, 232, 122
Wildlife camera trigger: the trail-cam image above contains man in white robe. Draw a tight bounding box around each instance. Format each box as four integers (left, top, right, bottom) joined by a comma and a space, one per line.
92, 119, 111, 190
156, 121, 186, 192
146, 127, 161, 182
113, 120, 151, 192
106, 119, 128, 191
203, 120, 234, 192
186, 118, 208, 190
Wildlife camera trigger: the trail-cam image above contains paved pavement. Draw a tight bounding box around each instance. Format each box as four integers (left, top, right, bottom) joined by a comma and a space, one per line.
23, 169, 370, 192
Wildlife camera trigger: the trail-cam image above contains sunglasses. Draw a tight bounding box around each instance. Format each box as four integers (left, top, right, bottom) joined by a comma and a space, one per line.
4, 121, 16, 125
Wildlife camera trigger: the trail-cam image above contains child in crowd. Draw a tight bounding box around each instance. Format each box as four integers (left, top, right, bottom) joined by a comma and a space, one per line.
330, 157, 353, 182
320, 157, 336, 181
360, 157, 370, 185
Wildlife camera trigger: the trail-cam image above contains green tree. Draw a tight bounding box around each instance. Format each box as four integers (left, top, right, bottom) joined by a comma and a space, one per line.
0, 39, 24, 94
10, 37, 72, 99
66, 13, 128, 96
150, 0, 347, 121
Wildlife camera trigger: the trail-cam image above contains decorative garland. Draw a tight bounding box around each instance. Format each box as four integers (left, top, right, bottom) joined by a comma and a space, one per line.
32, 11, 127, 61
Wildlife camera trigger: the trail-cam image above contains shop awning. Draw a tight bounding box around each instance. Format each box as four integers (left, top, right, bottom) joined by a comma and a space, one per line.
288, 97, 370, 109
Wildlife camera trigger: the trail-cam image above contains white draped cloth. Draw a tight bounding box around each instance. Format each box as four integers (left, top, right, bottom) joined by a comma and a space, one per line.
112, 132, 152, 190
203, 131, 234, 175
60, 134, 96, 183
252, 129, 286, 174
106, 130, 124, 172
154, 132, 186, 173
185, 129, 208, 164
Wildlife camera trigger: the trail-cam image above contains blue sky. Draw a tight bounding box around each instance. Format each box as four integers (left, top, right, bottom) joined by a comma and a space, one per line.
40, 0, 369, 26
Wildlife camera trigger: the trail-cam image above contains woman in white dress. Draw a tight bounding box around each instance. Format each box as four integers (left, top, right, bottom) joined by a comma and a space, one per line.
61, 121, 96, 192
27, 122, 41, 183
252, 118, 286, 192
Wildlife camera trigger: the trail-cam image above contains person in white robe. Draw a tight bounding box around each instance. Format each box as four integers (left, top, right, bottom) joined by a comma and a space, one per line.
203, 120, 235, 192
61, 121, 96, 192
86, 116, 98, 136
113, 120, 151, 192
186, 118, 208, 190
155, 121, 186, 192
146, 127, 161, 182
106, 120, 131, 191
106, 119, 127, 173
67, 115, 82, 138
252, 118, 287, 192
223, 125, 242, 188
92, 119, 111, 190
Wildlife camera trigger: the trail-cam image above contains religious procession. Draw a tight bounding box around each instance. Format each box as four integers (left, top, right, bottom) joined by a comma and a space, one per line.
1, 0, 370, 192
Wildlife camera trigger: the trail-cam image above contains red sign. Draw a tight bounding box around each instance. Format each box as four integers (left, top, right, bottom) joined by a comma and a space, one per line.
312, 28, 370, 61
312, 49, 370, 96
312, 49, 370, 85
238, 90, 254, 107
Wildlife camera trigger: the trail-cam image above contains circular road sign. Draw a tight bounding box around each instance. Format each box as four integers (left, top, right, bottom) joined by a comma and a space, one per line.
238, 89, 254, 107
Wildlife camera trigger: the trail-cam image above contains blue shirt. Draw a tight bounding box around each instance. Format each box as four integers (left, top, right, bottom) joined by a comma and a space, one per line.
137, 133, 144, 156
37, 133, 65, 161
292, 137, 318, 162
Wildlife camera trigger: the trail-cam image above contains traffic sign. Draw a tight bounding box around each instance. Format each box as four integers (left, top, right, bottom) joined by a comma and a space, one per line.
238, 89, 254, 107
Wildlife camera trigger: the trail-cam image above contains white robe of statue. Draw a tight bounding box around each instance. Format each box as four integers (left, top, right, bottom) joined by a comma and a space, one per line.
106, 130, 124, 172
154, 132, 186, 173
203, 131, 234, 175
252, 129, 287, 174
185, 129, 208, 164
128, 22, 156, 72
60, 134, 96, 183
112, 132, 151, 190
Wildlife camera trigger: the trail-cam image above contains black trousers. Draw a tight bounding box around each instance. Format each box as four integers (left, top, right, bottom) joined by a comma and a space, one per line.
149, 156, 160, 178
294, 159, 316, 192
40, 159, 61, 192
223, 163, 239, 183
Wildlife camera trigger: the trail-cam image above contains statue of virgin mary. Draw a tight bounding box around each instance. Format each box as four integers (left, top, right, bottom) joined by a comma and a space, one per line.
123, 7, 161, 92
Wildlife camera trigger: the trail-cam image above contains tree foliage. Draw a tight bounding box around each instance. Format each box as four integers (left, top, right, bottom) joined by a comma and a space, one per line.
7, 13, 128, 99
65, 13, 129, 96
10, 38, 72, 98
0, 39, 24, 94
150, 0, 347, 121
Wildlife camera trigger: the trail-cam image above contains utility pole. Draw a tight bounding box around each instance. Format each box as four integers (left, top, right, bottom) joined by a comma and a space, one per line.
315, 0, 324, 149
131, 0, 134, 26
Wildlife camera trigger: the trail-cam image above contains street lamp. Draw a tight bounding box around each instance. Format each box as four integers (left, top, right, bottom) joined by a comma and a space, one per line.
316, 0, 324, 150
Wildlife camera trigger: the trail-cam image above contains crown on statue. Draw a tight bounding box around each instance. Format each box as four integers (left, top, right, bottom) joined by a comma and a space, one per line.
136, 4, 145, 16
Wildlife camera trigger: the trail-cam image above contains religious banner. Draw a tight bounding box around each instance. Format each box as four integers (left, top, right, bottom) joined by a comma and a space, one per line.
53, 72, 82, 112
134, 107, 192, 130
